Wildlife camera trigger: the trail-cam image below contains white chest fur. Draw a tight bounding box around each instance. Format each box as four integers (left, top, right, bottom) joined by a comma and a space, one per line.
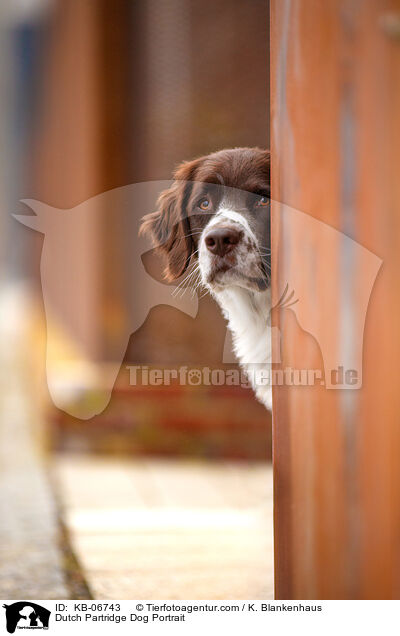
213, 286, 272, 410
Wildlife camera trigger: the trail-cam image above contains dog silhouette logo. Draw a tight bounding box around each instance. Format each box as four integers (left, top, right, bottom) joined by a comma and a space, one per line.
2, 603, 50, 633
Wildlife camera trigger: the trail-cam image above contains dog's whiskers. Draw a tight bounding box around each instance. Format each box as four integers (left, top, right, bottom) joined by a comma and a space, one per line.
171, 261, 205, 299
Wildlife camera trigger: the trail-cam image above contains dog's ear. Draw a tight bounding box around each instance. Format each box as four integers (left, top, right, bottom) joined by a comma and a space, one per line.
140, 157, 203, 281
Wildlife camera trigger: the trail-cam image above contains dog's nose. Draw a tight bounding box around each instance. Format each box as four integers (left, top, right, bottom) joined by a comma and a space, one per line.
204, 227, 241, 257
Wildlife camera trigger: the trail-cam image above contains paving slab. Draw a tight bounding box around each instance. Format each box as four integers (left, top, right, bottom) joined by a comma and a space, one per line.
54, 456, 274, 599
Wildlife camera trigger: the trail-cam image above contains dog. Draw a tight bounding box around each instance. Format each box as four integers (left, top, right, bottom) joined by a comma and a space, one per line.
140, 147, 272, 409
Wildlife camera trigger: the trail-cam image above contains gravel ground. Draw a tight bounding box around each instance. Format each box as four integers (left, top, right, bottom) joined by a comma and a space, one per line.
0, 286, 71, 599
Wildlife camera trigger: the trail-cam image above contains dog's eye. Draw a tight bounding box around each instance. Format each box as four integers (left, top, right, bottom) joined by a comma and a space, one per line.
257, 196, 269, 207
198, 198, 211, 211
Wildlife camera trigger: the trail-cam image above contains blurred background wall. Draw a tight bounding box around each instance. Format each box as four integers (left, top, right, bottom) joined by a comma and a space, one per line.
0, 1, 273, 600
5, 0, 271, 459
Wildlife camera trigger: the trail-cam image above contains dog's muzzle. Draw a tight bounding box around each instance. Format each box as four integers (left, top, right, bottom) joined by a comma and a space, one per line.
204, 226, 242, 257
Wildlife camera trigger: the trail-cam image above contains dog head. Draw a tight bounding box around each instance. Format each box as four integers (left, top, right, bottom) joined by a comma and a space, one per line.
140, 147, 270, 293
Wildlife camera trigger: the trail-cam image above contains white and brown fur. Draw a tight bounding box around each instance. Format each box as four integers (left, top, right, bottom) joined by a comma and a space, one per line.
140, 147, 272, 409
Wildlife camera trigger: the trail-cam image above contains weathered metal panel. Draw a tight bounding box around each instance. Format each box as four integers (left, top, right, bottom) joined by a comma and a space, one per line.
271, 0, 400, 598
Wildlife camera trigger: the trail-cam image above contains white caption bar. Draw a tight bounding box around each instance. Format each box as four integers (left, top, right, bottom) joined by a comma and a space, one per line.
0, 599, 395, 635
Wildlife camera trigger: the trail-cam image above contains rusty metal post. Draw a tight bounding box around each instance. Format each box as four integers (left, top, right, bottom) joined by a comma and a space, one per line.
271, 0, 400, 598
